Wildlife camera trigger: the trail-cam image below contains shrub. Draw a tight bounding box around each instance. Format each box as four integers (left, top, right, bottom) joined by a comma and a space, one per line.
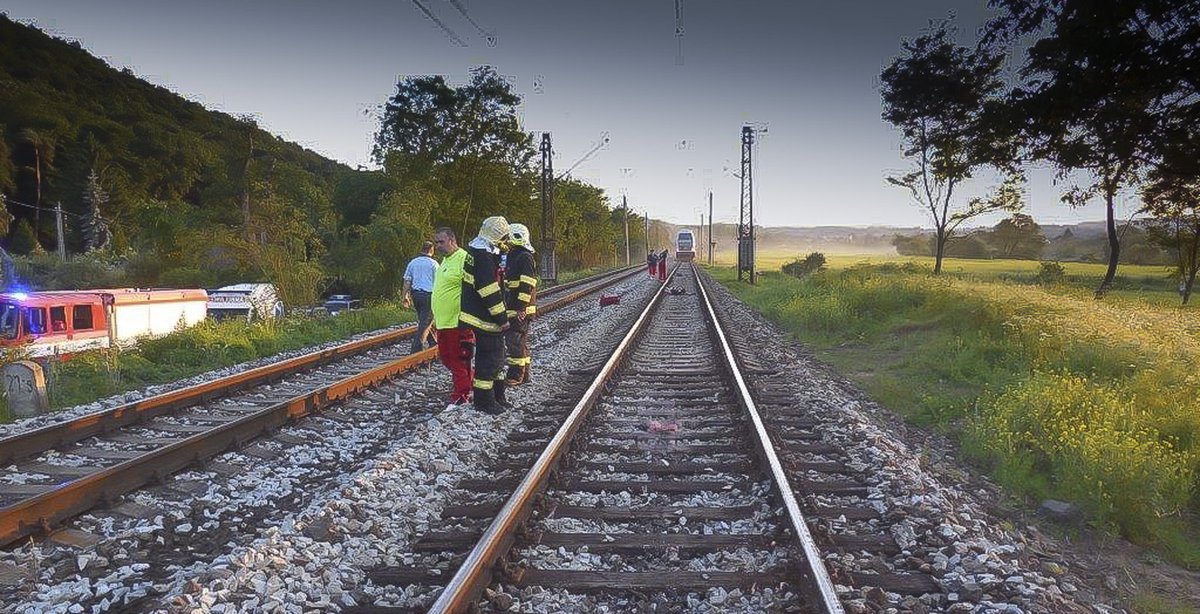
782, 252, 827, 278
1035, 260, 1066, 285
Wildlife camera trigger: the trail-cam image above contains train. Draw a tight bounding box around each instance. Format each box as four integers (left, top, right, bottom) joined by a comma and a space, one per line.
675, 229, 696, 262
0, 288, 209, 358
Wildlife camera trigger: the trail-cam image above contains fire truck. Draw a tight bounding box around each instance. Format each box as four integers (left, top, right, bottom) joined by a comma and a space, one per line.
0, 288, 209, 358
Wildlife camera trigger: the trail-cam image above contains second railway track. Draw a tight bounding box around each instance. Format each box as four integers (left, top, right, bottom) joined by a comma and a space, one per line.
0, 266, 643, 549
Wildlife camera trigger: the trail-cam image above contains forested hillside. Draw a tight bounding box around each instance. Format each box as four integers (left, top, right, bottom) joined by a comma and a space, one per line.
0, 16, 644, 304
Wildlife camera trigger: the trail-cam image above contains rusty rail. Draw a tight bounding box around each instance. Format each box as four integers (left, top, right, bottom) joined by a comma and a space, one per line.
0, 265, 641, 547
0, 265, 640, 467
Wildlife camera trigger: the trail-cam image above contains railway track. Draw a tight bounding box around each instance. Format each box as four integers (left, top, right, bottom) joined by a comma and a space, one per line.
0, 266, 642, 549
354, 263, 855, 612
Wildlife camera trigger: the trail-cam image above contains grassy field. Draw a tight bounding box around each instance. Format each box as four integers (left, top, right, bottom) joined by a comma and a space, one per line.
717, 249, 1191, 308
710, 254, 1200, 570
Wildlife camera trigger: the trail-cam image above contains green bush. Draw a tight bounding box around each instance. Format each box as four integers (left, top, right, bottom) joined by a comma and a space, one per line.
1035, 260, 1066, 285
781, 252, 827, 278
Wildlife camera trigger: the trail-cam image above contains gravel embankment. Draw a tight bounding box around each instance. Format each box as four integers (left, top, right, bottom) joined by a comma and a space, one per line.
0, 274, 657, 614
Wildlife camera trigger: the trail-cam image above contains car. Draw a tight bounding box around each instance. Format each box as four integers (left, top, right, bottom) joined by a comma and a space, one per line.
323, 294, 361, 314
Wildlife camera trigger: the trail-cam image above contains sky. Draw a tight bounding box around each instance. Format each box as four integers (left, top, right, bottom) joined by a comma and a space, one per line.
3, 0, 1138, 229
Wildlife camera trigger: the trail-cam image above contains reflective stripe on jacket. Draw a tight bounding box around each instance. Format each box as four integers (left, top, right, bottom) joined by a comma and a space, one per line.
459, 245, 508, 333
504, 247, 538, 318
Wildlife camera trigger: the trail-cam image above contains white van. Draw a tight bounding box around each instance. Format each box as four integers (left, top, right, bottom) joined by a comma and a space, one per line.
207, 283, 285, 322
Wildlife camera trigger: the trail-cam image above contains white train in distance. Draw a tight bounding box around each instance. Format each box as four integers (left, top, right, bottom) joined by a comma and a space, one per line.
675, 229, 697, 262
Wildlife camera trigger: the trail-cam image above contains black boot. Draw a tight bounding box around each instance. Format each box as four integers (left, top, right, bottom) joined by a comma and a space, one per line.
505, 364, 524, 387
472, 386, 501, 415
494, 380, 513, 410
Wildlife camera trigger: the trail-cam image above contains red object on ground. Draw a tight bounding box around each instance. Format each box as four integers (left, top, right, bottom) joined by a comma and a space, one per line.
436, 327, 475, 403
648, 420, 679, 433
599, 295, 621, 307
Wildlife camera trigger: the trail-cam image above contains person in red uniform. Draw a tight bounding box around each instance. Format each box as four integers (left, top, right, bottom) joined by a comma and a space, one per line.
657, 248, 668, 281
647, 251, 658, 278
431, 228, 474, 410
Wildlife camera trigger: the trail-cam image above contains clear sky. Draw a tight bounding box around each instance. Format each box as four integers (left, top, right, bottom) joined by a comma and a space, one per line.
3, 1, 1135, 228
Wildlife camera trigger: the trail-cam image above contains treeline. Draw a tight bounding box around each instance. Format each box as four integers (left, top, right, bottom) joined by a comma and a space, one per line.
0, 16, 645, 304
881, 1, 1200, 301
891, 214, 1174, 265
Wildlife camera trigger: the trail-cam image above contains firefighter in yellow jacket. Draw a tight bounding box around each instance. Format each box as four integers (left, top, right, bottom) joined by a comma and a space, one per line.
459, 216, 511, 413
503, 223, 538, 386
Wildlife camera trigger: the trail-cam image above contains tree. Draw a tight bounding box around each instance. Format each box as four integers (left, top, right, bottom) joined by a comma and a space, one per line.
988, 213, 1047, 259
985, 0, 1171, 296
881, 20, 1022, 273
1142, 142, 1200, 303
0, 124, 14, 194
80, 170, 112, 251
16, 128, 56, 237
373, 66, 532, 170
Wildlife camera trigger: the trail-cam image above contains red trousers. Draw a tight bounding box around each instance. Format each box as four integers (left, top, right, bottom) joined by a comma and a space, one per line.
648, 262, 656, 277
657, 259, 667, 281
437, 327, 475, 403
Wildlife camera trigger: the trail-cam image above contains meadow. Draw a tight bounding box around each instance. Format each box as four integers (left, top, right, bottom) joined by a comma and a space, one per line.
710, 251, 1200, 568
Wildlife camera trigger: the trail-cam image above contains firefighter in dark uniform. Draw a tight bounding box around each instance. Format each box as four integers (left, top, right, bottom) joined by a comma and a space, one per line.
503, 223, 538, 386
459, 216, 511, 414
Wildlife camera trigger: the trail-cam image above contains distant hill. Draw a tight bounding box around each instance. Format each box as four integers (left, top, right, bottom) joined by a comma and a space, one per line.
662, 219, 1172, 266
0, 14, 351, 254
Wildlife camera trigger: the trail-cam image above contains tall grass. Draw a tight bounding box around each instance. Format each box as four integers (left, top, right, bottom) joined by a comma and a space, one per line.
714, 265, 1200, 565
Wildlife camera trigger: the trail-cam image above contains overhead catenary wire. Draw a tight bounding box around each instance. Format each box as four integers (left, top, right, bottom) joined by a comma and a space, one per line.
1, 195, 86, 219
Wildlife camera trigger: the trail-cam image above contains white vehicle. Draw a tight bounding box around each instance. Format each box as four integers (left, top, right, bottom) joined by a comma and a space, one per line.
0, 288, 209, 357
206, 283, 285, 322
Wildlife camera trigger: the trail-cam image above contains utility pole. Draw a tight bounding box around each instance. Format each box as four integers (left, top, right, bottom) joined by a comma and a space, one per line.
708, 191, 714, 265
540, 133, 557, 282
737, 126, 756, 283
54, 201, 66, 262
644, 213, 650, 257
622, 195, 630, 266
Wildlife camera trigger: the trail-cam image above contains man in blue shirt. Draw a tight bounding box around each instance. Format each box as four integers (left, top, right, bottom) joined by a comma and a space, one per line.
402, 241, 439, 353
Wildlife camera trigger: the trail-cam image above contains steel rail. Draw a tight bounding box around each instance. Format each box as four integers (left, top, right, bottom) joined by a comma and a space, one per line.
0, 265, 642, 467
427, 266, 678, 613
694, 267, 845, 613
0, 265, 642, 548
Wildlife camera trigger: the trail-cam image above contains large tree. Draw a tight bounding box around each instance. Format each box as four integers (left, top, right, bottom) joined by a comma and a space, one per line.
985, 0, 1172, 296
881, 20, 1022, 273
1142, 137, 1200, 303
373, 66, 536, 239
373, 66, 532, 171
988, 213, 1047, 259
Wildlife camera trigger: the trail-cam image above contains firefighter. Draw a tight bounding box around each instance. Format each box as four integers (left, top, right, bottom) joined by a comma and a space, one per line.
503, 223, 538, 386
459, 216, 511, 414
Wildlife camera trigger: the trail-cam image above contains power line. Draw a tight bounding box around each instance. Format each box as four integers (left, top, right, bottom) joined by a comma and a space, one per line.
1, 195, 85, 219
445, 0, 495, 46
411, 0, 468, 47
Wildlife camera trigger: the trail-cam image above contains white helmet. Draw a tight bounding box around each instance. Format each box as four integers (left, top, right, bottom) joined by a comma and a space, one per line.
508, 223, 535, 252
478, 216, 510, 246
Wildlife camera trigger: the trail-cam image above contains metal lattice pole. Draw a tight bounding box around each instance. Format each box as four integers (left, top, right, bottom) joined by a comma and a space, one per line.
708, 191, 714, 265
738, 127, 754, 283
540, 133, 557, 282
